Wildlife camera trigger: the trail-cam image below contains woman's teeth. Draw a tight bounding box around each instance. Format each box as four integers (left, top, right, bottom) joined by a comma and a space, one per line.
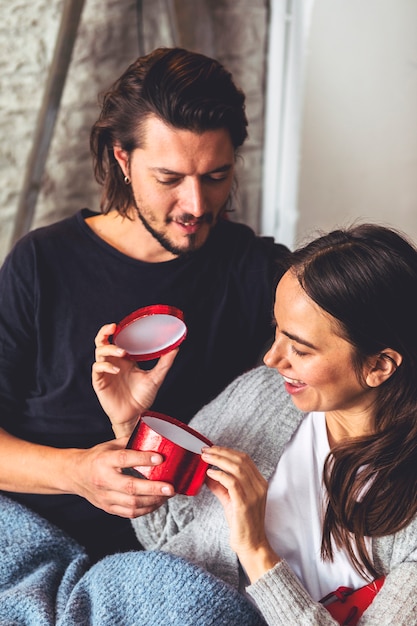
283, 375, 304, 385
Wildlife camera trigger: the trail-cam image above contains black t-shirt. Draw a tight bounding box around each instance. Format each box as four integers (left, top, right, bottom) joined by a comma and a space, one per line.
0, 209, 290, 559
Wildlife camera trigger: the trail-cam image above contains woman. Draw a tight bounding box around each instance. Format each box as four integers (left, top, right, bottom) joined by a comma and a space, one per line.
92, 223, 417, 625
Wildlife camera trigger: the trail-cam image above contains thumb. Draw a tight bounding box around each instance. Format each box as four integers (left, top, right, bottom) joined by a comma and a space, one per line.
206, 474, 229, 503
152, 348, 179, 383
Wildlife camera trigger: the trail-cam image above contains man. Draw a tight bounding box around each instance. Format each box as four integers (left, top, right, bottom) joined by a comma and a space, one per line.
0, 48, 290, 562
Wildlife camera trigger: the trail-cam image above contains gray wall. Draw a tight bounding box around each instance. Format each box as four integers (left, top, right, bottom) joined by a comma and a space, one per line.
297, 0, 417, 246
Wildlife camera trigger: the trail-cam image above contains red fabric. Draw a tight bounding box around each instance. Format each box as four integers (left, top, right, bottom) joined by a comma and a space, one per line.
321, 577, 385, 625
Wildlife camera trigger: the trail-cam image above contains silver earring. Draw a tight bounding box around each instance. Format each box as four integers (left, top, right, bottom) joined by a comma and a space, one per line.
124, 175, 131, 185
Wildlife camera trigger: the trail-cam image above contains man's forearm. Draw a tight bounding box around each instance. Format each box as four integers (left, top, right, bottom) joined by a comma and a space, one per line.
0, 427, 80, 494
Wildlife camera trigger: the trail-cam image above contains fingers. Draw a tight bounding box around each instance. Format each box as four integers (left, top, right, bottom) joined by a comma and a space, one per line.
98, 479, 174, 519
114, 448, 175, 495
94, 324, 178, 368
94, 326, 126, 363
91, 352, 125, 391
201, 446, 267, 499
201, 445, 252, 476
103, 458, 176, 518
107, 498, 170, 519
77, 443, 176, 517
92, 325, 129, 387
95, 322, 117, 348
92, 359, 121, 378
118, 447, 164, 469
201, 447, 271, 569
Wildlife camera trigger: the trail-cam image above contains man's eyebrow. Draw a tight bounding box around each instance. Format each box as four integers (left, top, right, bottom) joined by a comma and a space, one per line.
281, 330, 317, 350
150, 164, 233, 176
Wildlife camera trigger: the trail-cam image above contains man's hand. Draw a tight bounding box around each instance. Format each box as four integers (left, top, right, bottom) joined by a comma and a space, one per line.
69, 436, 176, 517
0, 429, 175, 519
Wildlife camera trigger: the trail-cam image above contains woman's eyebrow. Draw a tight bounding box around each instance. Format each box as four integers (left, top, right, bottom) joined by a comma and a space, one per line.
281, 330, 317, 350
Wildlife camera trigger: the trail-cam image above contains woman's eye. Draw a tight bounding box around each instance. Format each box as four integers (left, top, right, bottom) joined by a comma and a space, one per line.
291, 345, 307, 357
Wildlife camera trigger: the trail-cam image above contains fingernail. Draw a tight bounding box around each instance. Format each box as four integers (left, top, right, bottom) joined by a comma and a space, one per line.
161, 486, 173, 495
151, 454, 162, 464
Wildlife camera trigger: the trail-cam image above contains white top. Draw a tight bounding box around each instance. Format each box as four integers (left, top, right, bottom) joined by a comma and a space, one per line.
264, 411, 371, 601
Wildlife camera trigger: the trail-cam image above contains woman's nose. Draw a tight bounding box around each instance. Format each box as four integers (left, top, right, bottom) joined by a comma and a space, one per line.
263, 344, 276, 368
263, 336, 287, 369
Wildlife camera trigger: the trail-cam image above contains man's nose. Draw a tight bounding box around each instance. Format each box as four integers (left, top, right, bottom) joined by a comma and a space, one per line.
181, 178, 205, 216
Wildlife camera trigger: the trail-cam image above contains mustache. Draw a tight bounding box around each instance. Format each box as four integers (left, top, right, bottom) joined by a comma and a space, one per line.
170, 214, 214, 226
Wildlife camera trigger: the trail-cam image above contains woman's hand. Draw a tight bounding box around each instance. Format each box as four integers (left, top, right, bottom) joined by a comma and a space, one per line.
92, 323, 178, 438
201, 445, 281, 583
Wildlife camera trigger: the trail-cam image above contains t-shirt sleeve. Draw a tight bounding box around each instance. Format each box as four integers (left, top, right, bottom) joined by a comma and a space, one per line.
0, 239, 37, 431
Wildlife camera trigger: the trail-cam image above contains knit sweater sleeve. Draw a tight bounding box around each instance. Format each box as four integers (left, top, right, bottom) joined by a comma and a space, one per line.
247, 557, 417, 626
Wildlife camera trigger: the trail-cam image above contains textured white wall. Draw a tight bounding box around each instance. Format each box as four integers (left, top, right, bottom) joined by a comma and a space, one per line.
1, 0, 65, 252
0, 0, 269, 262
1, 0, 141, 259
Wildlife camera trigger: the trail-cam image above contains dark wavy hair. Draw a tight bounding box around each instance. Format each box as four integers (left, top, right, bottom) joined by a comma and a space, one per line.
289, 223, 417, 578
90, 47, 248, 215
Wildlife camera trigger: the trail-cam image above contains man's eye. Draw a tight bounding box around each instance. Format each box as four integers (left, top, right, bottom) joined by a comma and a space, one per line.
157, 178, 180, 186
205, 174, 228, 183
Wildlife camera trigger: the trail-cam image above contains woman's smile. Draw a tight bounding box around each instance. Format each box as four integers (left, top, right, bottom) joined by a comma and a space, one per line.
282, 375, 307, 394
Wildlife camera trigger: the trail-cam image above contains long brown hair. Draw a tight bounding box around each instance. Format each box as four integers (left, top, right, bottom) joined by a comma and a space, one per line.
290, 224, 417, 578
89, 47, 248, 215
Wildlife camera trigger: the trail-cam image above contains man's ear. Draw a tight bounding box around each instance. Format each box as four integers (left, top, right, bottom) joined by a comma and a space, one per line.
365, 349, 402, 388
113, 145, 130, 177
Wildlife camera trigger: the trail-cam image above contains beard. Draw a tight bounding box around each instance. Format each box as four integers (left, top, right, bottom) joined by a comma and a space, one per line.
133, 197, 215, 257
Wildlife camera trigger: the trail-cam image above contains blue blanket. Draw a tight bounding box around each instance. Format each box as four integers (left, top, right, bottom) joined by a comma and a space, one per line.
0, 494, 266, 625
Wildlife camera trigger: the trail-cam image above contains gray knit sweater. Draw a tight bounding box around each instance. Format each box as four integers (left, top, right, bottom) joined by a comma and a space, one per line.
131, 365, 417, 625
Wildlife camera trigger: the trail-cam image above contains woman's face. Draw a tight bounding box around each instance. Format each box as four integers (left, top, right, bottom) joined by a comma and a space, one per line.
264, 271, 378, 419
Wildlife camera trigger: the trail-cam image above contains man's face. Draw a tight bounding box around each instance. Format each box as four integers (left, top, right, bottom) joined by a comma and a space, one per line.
115, 115, 236, 258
